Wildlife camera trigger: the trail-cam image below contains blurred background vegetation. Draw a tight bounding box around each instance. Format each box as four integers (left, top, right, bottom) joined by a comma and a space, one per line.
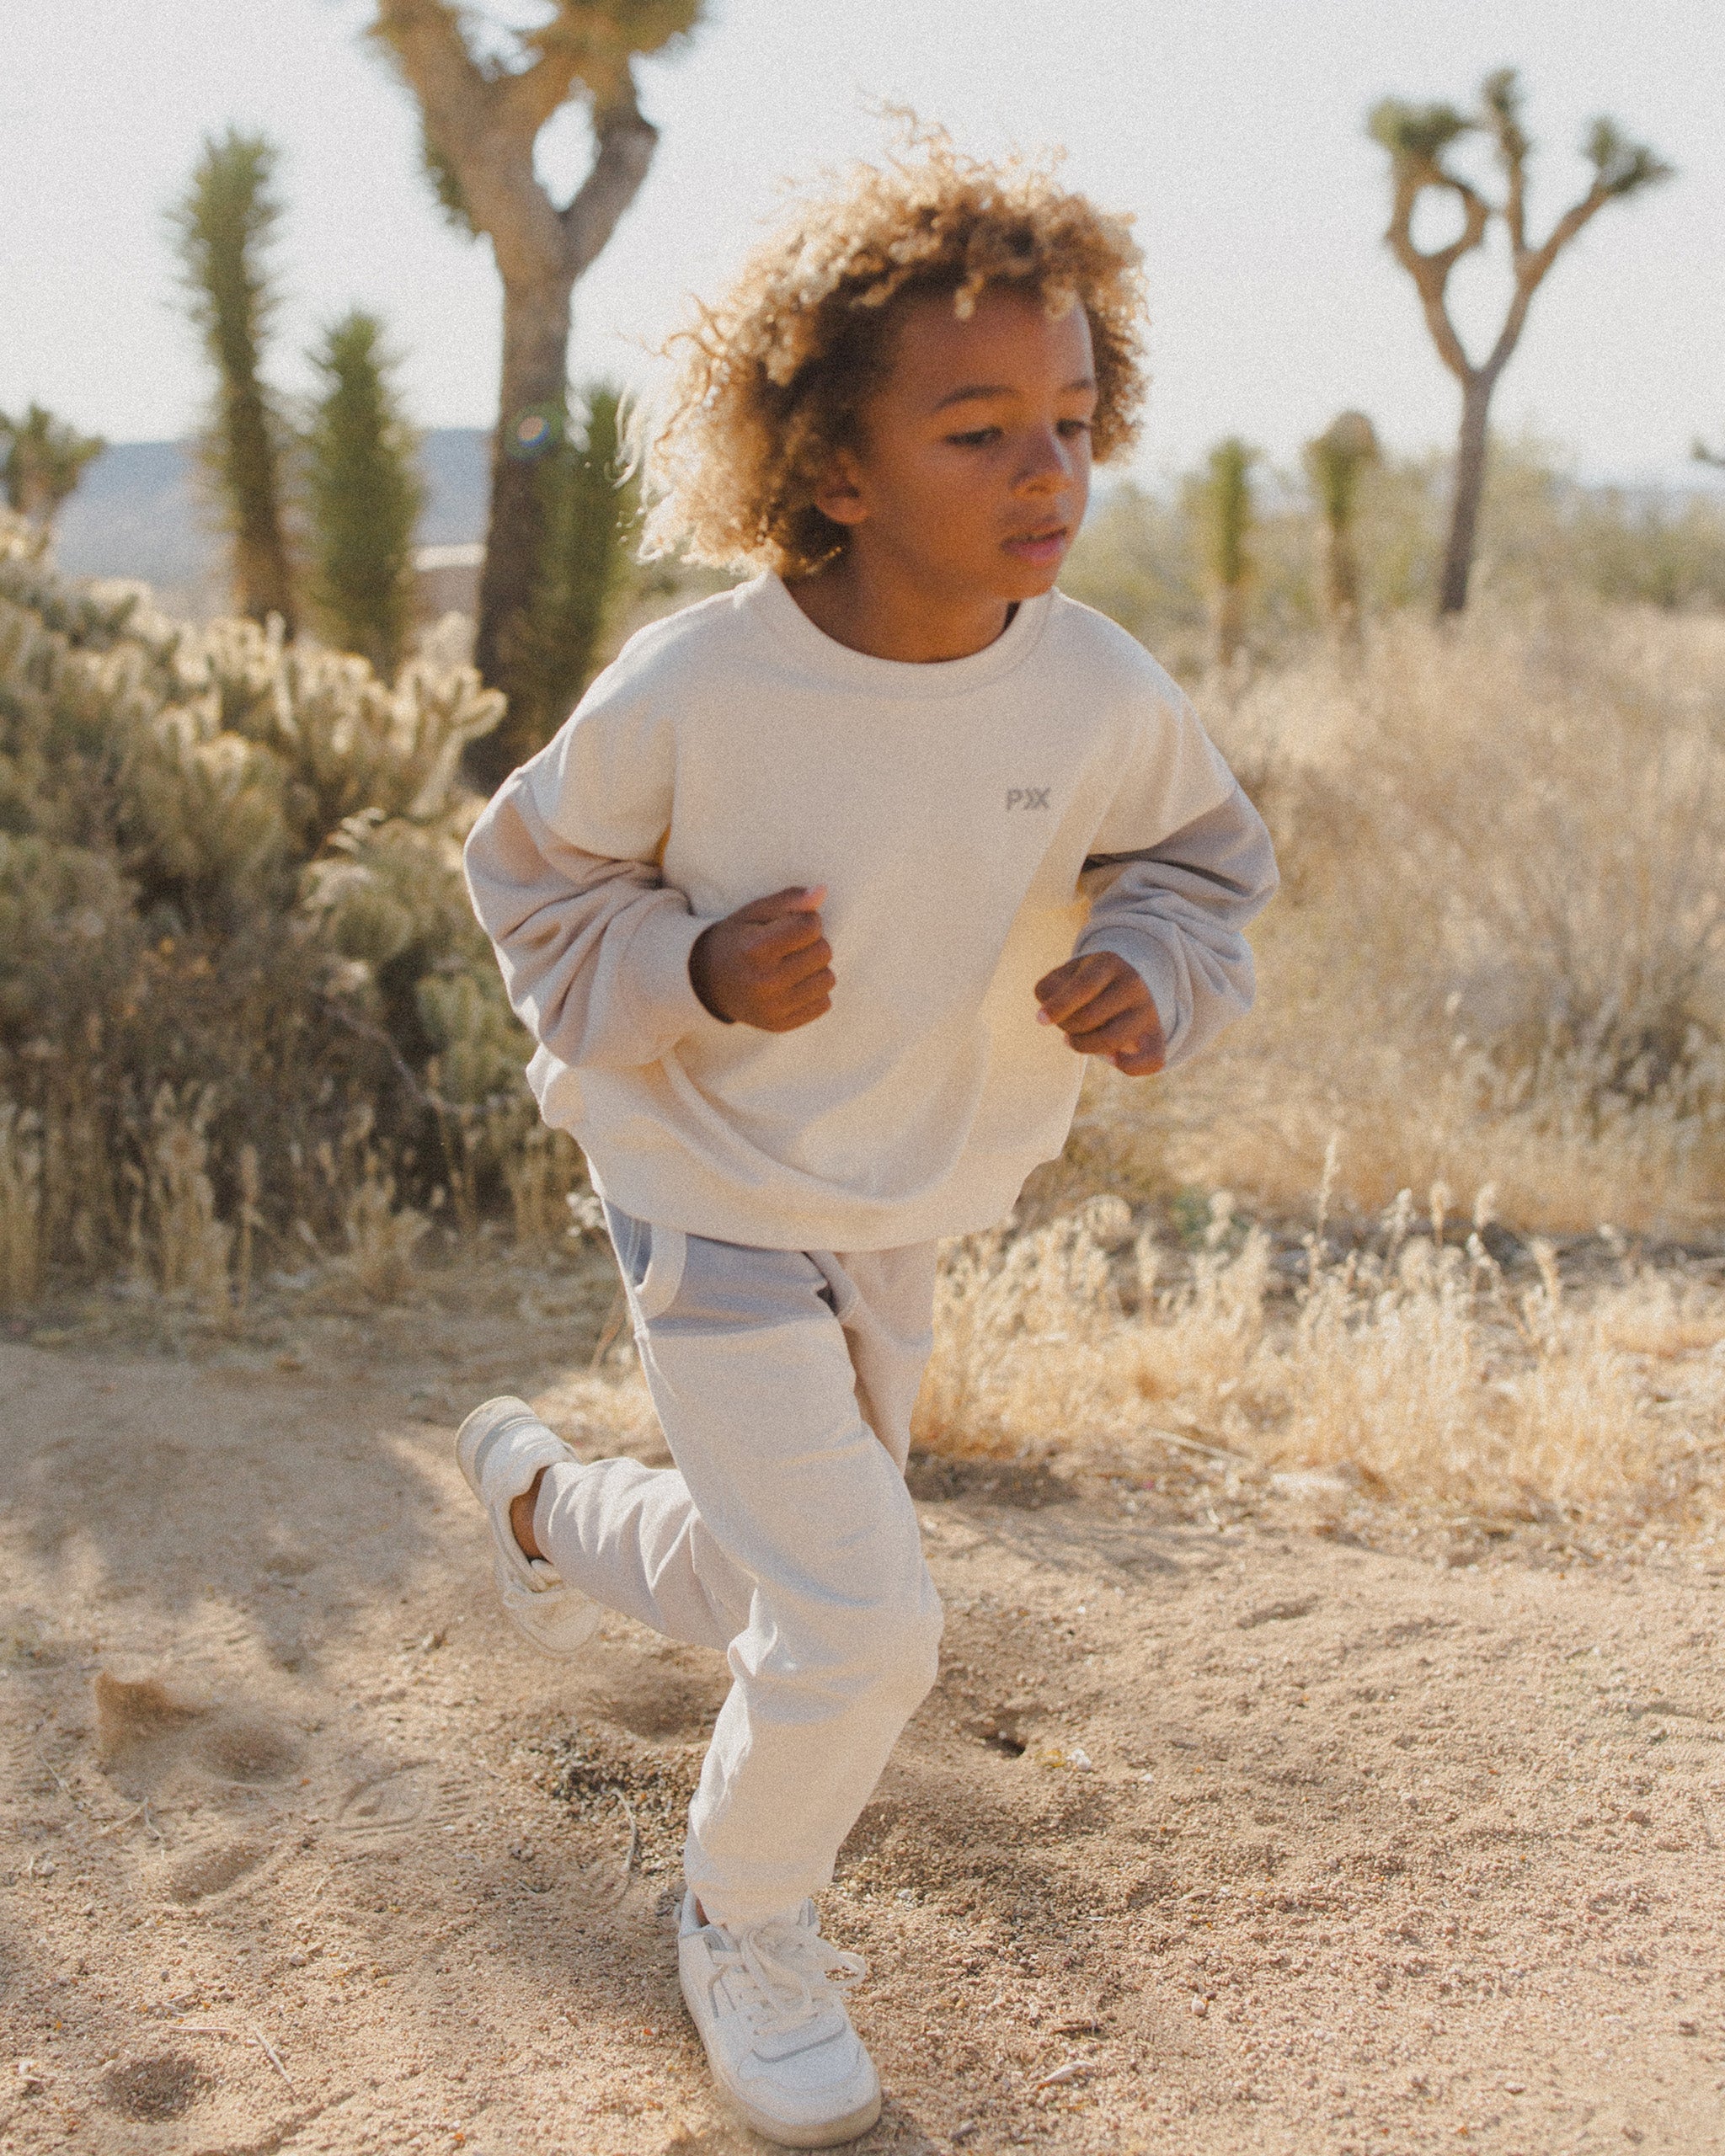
1062, 432, 1725, 680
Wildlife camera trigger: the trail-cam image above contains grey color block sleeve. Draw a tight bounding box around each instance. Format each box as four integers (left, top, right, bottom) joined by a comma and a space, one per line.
462, 769, 710, 1073
1075, 779, 1279, 1070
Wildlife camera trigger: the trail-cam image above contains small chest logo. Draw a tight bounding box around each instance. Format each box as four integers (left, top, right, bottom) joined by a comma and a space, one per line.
1006, 787, 1051, 811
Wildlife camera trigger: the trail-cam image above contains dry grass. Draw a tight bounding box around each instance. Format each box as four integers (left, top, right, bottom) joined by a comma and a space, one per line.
0, 1102, 42, 1310
127, 1086, 235, 1319
1092, 602, 1725, 1235
906, 1185, 1723, 1536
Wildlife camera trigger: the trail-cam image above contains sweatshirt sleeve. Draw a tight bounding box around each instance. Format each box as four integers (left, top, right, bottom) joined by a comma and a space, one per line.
462, 680, 713, 1073
1073, 680, 1279, 1069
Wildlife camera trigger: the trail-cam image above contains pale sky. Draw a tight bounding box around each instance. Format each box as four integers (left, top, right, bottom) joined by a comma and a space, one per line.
4, 1, 1722, 485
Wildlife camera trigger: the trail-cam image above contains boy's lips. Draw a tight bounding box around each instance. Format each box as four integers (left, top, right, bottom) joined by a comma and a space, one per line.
1002, 526, 1068, 565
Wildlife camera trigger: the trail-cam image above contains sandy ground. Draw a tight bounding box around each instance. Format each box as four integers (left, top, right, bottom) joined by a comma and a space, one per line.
3, 1273, 1723, 2156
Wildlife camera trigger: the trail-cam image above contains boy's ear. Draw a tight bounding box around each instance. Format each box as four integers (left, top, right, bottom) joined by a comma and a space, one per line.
811, 447, 868, 529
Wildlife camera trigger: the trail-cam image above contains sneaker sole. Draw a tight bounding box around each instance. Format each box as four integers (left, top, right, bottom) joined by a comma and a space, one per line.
725, 2085, 882, 2151
681, 1971, 882, 2149
455, 1398, 601, 1661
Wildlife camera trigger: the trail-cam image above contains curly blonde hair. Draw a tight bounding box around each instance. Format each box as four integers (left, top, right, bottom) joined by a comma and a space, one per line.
634, 131, 1148, 577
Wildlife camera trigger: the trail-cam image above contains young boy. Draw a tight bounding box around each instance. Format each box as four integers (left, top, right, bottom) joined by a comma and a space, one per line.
457, 139, 1276, 2148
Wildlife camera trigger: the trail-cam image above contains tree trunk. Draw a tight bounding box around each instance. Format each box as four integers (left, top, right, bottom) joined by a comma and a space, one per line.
467, 267, 577, 790
1438, 373, 1495, 616
229, 378, 297, 635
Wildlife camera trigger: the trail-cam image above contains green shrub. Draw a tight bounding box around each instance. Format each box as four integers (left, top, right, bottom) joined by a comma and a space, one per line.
0, 515, 559, 1300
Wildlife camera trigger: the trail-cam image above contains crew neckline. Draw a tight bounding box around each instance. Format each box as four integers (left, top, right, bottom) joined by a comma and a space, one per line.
746, 573, 1052, 697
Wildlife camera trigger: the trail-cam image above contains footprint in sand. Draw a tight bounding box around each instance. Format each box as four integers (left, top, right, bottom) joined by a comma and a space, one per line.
93, 1673, 471, 1888
100, 2052, 210, 2121
163, 1836, 280, 1906
1653, 1733, 1724, 1844
332, 1761, 444, 1844
583, 1662, 728, 1744
93, 1673, 306, 1905
562, 1801, 642, 1913
192, 1717, 301, 1785
94, 1672, 302, 1794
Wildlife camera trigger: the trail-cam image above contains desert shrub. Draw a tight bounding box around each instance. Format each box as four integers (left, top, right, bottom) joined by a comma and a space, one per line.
0, 515, 573, 1305
1061, 478, 1314, 681
1089, 600, 1725, 1235
505, 383, 637, 761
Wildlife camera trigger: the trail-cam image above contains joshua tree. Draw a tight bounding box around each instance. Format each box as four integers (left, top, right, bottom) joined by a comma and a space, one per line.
369, 0, 704, 784
506, 382, 634, 765
1370, 69, 1670, 615
0, 404, 105, 529
1303, 410, 1381, 638
303, 310, 425, 677
1199, 437, 1257, 670
170, 129, 298, 633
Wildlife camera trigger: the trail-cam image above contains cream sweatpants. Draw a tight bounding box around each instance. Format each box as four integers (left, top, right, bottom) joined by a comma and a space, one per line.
531, 1202, 944, 1929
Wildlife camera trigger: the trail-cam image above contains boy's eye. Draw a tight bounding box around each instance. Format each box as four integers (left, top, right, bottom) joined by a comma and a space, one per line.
1058, 418, 1093, 439
944, 426, 1002, 447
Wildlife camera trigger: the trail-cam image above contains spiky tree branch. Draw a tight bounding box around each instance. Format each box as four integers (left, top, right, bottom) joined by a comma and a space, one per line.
369, 1, 701, 784
170, 130, 298, 633
1370, 69, 1672, 614
303, 310, 425, 678
0, 404, 105, 527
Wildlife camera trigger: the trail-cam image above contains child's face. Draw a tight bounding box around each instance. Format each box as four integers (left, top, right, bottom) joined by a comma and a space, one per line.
815, 286, 1097, 603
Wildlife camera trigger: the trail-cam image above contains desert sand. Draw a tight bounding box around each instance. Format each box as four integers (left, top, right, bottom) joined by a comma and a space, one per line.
3, 1262, 1722, 2156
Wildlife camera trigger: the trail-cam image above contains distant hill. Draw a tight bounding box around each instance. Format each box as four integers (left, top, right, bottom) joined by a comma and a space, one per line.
51, 429, 491, 617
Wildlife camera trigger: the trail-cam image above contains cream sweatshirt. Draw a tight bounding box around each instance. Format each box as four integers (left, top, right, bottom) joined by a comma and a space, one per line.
462, 574, 1277, 1251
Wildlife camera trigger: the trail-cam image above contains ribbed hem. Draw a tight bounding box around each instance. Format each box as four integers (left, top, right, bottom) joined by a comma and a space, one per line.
582, 1137, 1072, 1254
1073, 926, 1188, 1067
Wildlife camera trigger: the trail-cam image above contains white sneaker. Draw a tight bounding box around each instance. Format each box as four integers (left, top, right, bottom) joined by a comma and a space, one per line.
677, 1891, 882, 2148
455, 1396, 601, 1658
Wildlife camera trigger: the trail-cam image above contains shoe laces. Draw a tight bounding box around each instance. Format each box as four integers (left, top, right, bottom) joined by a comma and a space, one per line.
713, 1913, 866, 2043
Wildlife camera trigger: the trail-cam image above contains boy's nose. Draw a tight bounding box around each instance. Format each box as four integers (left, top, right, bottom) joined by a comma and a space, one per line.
1017, 425, 1078, 488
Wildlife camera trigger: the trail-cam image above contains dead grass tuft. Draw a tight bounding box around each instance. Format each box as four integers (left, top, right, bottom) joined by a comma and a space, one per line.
0, 1102, 43, 1310
910, 1189, 1717, 1527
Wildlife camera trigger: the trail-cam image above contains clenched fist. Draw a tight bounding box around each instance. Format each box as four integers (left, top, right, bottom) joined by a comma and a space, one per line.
1034, 951, 1166, 1075
690, 886, 835, 1033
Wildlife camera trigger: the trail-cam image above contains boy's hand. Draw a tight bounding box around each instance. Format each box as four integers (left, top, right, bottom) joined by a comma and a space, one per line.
1034, 952, 1166, 1075
690, 886, 834, 1032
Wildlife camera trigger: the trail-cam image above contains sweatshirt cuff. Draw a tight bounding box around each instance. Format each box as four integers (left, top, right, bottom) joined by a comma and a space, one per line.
625, 898, 716, 1046
1075, 927, 1188, 1065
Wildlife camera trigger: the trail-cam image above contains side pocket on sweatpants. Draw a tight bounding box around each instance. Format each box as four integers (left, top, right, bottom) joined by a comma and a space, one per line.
603, 1202, 687, 1324
633, 1224, 687, 1321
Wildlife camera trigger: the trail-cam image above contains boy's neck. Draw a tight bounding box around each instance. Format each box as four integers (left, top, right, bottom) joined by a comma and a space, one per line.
784, 552, 1017, 664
